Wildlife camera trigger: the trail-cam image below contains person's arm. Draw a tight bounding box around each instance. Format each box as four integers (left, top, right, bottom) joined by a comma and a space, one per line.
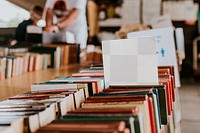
45, 8, 54, 28
45, 8, 79, 32
57, 8, 79, 29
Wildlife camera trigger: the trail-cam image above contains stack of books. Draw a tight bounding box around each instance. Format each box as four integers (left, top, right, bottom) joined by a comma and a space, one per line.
0, 43, 80, 80
33, 35, 181, 132
32, 65, 177, 133
0, 88, 88, 133
0, 67, 107, 132
0, 29, 182, 133
0, 63, 180, 133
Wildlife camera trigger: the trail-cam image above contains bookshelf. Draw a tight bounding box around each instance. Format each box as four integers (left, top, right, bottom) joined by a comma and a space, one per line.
0, 64, 82, 101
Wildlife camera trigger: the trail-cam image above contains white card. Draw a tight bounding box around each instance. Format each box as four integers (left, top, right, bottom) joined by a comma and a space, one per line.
127, 27, 181, 87
102, 38, 158, 86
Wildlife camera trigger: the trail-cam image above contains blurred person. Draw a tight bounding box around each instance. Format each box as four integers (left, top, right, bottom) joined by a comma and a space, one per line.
44, 0, 87, 49
87, 0, 101, 45
11, 5, 43, 45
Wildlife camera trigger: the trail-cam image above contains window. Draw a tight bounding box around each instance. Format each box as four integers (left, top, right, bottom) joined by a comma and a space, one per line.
0, 0, 30, 28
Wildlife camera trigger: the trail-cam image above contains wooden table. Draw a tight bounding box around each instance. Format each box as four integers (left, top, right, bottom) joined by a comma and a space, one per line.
0, 64, 84, 100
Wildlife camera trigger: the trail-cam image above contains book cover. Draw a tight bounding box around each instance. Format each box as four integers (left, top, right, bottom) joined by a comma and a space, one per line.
31, 82, 79, 92
35, 121, 127, 133
80, 99, 151, 133
0, 118, 24, 133
102, 85, 168, 124
51, 77, 105, 95
28, 46, 61, 68
55, 114, 139, 133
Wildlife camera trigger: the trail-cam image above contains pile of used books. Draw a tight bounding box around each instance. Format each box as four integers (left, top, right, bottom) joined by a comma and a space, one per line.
0, 28, 182, 133
0, 43, 80, 80
0, 63, 181, 133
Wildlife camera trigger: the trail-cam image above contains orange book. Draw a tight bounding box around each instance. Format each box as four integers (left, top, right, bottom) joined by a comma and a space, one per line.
68, 106, 139, 115
84, 95, 147, 103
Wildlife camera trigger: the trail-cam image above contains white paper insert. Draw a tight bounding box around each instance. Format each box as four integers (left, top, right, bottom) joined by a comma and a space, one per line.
128, 27, 181, 87
102, 38, 158, 86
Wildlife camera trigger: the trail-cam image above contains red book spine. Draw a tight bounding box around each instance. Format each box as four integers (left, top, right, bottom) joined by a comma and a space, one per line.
163, 82, 172, 115
171, 76, 175, 102
148, 97, 156, 133
94, 81, 99, 94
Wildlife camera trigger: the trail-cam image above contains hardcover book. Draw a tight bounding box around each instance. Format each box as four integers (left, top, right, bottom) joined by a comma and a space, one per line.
55, 114, 140, 133
35, 121, 128, 133
50, 77, 105, 95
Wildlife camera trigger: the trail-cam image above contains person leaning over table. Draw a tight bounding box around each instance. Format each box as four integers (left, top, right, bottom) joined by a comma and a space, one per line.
11, 5, 43, 45
44, 0, 88, 49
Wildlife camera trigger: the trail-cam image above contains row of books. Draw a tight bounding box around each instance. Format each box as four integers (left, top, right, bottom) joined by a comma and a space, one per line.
0, 63, 181, 133
70, 65, 180, 133
0, 66, 106, 133
34, 65, 179, 133
0, 43, 80, 80
0, 88, 88, 133
33, 34, 181, 132
0, 52, 48, 79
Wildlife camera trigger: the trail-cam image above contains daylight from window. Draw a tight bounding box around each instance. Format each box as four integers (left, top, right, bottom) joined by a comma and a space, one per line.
0, 0, 30, 27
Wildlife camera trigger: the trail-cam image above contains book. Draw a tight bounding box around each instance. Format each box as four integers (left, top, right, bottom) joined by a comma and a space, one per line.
21, 90, 76, 113
35, 121, 128, 133
159, 74, 175, 102
0, 46, 9, 56
4, 57, 13, 78
0, 103, 55, 130
38, 103, 56, 127
90, 63, 103, 69
0, 58, 6, 80
80, 96, 151, 133
55, 114, 140, 133
67, 107, 143, 133
158, 66, 175, 92
10, 53, 30, 74
0, 118, 24, 133
79, 68, 104, 73
31, 82, 80, 92
84, 88, 162, 132
68, 106, 138, 114
0, 107, 46, 112
102, 85, 168, 124
28, 46, 61, 68
50, 77, 105, 95
0, 126, 14, 133
0, 115, 39, 133
72, 72, 104, 78
159, 75, 174, 116
5, 90, 76, 116
98, 90, 159, 132
43, 43, 80, 65
148, 97, 156, 133
85, 95, 147, 103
